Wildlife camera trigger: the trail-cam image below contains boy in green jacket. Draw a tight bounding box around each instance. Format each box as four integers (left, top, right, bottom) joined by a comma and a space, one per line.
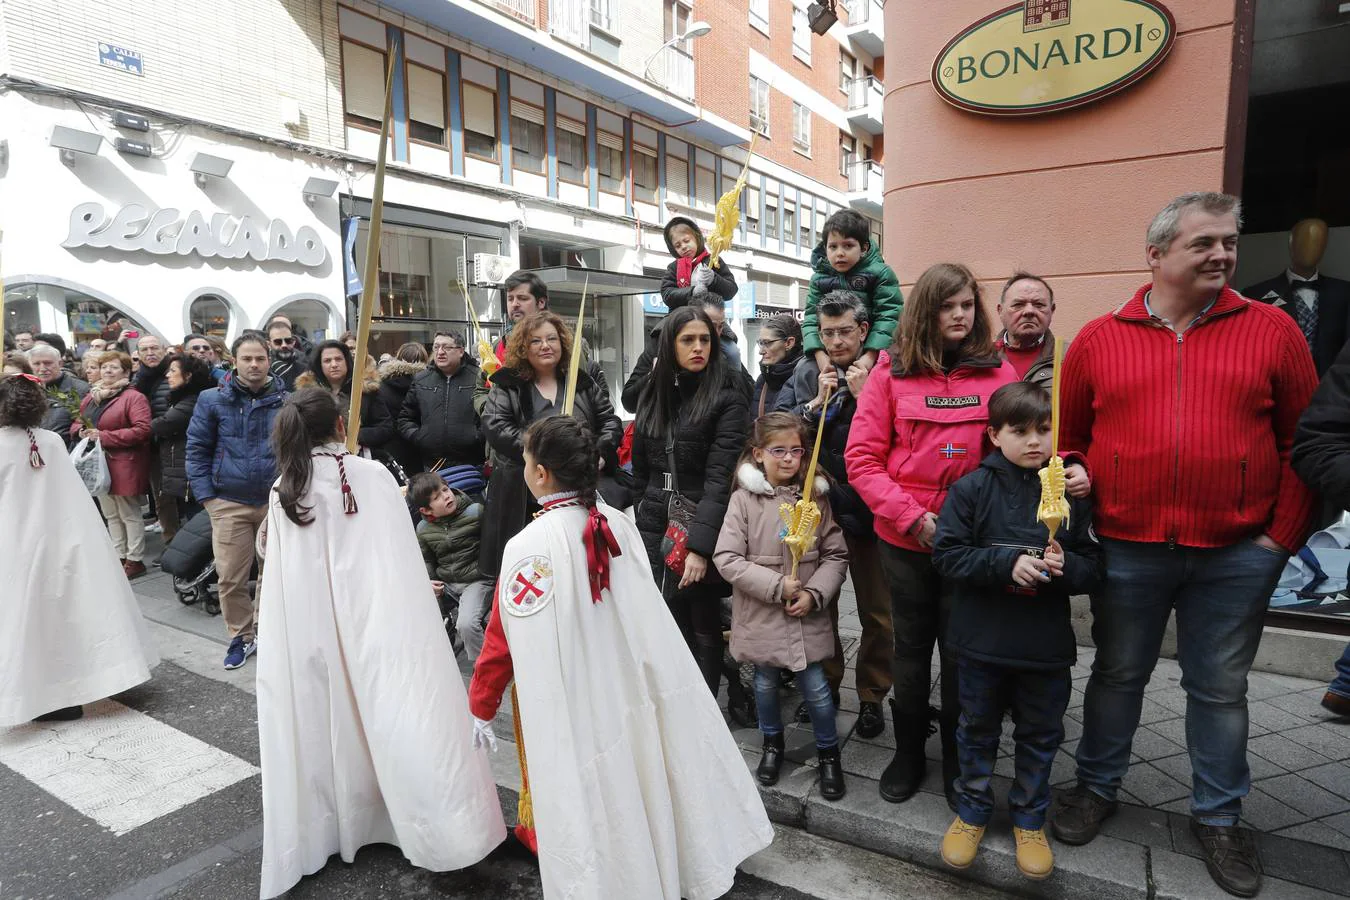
803, 209, 903, 374
410, 472, 493, 663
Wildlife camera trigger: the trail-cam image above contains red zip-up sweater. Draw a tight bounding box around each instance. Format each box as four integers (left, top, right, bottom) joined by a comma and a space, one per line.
1060, 284, 1317, 552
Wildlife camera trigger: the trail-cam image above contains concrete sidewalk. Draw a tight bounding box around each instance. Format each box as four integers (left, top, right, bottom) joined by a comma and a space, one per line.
731, 583, 1350, 899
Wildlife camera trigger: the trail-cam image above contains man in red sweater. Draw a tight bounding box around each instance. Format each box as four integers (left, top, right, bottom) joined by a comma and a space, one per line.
1053, 192, 1317, 898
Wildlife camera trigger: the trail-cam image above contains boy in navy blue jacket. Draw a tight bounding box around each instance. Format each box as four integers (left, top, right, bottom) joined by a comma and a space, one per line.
931, 381, 1101, 882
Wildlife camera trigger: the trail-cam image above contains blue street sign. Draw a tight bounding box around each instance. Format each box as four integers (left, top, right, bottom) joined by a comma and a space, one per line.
98, 42, 143, 76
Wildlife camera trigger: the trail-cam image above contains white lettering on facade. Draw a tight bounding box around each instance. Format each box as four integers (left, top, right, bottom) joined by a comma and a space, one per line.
62, 201, 327, 268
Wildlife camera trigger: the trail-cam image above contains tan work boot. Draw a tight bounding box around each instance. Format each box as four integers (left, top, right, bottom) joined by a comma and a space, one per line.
940, 816, 985, 870
1014, 826, 1054, 880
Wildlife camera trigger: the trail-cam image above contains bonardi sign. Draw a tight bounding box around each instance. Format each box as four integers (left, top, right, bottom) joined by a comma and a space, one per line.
931, 0, 1176, 116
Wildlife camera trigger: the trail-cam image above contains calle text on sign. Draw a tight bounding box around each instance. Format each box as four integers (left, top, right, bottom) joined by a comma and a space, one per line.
931, 0, 1176, 117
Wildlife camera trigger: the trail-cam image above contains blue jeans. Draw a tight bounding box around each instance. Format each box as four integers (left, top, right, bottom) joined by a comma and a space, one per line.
1076, 538, 1287, 826
755, 663, 838, 749
1329, 643, 1350, 700
956, 657, 1070, 829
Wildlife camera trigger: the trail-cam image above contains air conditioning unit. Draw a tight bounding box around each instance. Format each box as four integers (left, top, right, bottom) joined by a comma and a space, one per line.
473, 253, 515, 286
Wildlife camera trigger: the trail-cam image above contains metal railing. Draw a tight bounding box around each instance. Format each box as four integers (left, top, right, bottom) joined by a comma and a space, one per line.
848, 159, 883, 193
847, 75, 882, 111
485, 0, 534, 23
646, 46, 695, 101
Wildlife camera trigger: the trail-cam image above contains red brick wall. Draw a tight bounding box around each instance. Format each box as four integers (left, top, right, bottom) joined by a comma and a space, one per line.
693, 1, 855, 192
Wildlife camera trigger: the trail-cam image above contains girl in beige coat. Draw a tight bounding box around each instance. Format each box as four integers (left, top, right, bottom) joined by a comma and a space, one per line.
714, 413, 850, 800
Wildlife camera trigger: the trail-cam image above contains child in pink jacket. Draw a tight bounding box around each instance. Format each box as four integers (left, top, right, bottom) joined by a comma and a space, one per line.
844, 262, 1018, 810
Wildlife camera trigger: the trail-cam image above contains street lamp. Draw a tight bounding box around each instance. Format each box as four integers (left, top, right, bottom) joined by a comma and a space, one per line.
641, 21, 713, 81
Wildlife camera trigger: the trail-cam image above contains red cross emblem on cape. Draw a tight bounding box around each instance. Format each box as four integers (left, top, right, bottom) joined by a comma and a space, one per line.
503, 556, 555, 618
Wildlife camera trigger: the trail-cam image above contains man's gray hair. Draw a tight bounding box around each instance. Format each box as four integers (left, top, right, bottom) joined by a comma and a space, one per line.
27, 343, 61, 361
1146, 192, 1243, 252
818, 290, 869, 325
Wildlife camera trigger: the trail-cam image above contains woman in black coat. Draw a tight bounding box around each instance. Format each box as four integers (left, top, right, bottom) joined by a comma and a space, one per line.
296, 340, 397, 460
149, 353, 216, 527
631, 305, 753, 721
479, 311, 622, 578
751, 313, 804, 417
377, 342, 428, 476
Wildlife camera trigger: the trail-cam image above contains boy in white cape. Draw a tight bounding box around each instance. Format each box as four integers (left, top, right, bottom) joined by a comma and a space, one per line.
255, 389, 505, 899
469, 416, 773, 900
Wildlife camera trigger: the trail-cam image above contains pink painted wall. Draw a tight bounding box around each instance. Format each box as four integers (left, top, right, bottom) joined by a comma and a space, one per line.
883, 0, 1241, 337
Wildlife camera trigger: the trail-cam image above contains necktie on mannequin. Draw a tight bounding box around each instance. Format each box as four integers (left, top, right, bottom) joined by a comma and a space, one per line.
1291, 277, 1319, 349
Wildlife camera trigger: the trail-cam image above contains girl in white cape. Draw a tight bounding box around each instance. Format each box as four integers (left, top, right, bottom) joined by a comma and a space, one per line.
255, 388, 505, 899
0, 368, 158, 726
468, 416, 773, 900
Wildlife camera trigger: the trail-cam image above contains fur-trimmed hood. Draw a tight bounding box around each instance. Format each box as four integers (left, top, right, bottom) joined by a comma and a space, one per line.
736, 462, 829, 498
295, 370, 380, 395
379, 358, 426, 382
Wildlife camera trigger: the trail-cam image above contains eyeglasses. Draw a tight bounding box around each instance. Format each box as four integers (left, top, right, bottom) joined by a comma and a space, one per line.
756, 338, 783, 350
188, 344, 210, 352
271, 337, 296, 347
766, 446, 806, 459
820, 326, 858, 341
432, 343, 461, 353
528, 336, 561, 349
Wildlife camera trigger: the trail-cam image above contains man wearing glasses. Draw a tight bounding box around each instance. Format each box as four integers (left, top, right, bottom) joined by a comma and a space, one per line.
776, 290, 893, 741
398, 331, 486, 473
184, 333, 227, 384
266, 321, 303, 391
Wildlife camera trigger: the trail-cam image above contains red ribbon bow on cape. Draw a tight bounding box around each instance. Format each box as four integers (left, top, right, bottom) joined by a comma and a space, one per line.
582, 506, 622, 604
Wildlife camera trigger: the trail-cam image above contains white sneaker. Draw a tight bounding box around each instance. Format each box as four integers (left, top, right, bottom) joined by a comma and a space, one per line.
145, 521, 163, 534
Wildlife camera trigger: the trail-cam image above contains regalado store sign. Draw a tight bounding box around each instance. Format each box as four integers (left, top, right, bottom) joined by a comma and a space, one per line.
932, 0, 1176, 116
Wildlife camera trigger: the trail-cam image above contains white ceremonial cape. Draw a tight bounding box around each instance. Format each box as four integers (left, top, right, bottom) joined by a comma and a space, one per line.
256, 449, 505, 899
498, 502, 774, 900
0, 427, 158, 726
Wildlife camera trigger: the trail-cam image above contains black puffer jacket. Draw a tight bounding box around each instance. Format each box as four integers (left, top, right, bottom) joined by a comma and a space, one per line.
378, 359, 426, 475
1293, 338, 1350, 508
752, 346, 803, 417
397, 361, 485, 469
659, 216, 738, 308
478, 367, 622, 576
151, 368, 217, 500
134, 359, 174, 421
631, 372, 750, 569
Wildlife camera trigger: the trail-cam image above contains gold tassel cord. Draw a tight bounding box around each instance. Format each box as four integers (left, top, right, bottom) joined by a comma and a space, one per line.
779, 385, 832, 578
706, 133, 759, 268
345, 40, 399, 453
1036, 337, 1070, 543
560, 276, 588, 416
510, 684, 533, 830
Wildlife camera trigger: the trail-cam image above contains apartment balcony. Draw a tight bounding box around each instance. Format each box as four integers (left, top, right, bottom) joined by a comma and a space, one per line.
846, 159, 883, 215
846, 76, 883, 135
381, 0, 746, 146
645, 46, 695, 103
843, 0, 884, 57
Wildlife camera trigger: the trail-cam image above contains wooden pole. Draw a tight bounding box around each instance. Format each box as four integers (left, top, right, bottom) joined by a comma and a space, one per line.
560, 276, 588, 416
346, 41, 399, 453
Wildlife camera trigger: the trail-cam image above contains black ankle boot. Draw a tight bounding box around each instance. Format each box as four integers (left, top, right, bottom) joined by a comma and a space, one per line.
879, 700, 929, 803
757, 733, 785, 786
818, 745, 846, 801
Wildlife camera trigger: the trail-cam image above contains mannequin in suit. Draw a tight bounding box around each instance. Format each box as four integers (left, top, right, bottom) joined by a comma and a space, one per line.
1244, 218, 1350, 377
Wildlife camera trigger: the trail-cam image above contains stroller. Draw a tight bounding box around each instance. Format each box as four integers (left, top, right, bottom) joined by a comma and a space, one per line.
159, 508, 221, 615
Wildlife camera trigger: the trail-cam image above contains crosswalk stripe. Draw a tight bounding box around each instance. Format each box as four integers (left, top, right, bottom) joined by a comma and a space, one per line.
0, 698, 258, 835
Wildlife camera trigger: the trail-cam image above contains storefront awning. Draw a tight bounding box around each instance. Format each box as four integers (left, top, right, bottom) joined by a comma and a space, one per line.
532, 267, 662, 297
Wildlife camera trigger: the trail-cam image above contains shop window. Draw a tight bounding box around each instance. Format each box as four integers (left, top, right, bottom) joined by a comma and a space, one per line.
557, 116, 587, 183
463, 83, 498, 161
510, 100, 547, 174
793, 103, 812, 155
633, 145, 658, 205
597, 133, 626, 194
749, 77, 770, 137
189, 295, 231, 338
792, 10, 811, 65
270, 298, 333, 344
406, 63, 446, 146
342, 40, 387, 130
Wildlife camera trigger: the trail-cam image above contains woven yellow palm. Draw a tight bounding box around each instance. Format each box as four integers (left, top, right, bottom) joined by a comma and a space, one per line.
707, 134, 759, 267
779, 386, 831, 578
459, 276, 499, 376
1036, 337, 1069, 542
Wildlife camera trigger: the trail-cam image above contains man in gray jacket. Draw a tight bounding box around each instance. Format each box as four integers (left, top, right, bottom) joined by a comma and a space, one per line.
29, 343, 89, 447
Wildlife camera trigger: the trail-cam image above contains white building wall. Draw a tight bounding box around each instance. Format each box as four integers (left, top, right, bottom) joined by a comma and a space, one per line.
0, 0, 344, 147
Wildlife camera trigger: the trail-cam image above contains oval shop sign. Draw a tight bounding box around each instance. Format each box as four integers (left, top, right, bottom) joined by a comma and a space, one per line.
931, 0, 1176, 117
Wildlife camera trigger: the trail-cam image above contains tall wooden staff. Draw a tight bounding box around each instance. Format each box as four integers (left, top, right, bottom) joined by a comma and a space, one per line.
346, 42, 399, 453
560, 276, 589, 415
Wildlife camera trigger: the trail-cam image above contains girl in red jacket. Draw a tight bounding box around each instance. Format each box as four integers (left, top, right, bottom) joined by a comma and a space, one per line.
844, 262, 1018, 809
